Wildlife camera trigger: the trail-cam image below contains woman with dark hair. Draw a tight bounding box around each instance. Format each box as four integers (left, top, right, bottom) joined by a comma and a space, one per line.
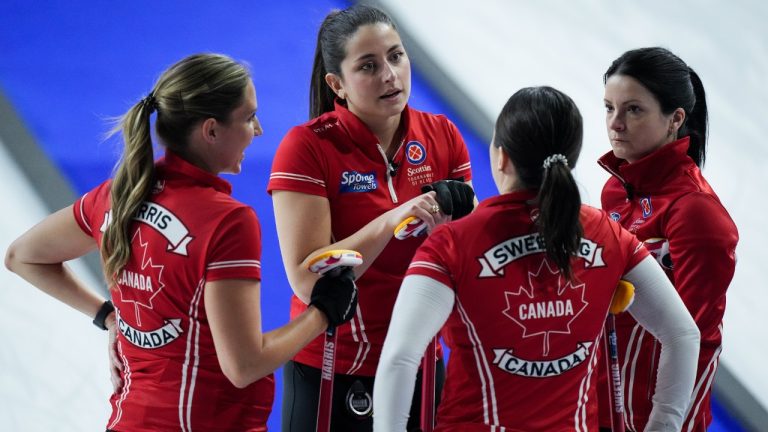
374, 86, 700, 431
597, 47, 739, 432
5, 53, 357, 431
267, 4, 475, 431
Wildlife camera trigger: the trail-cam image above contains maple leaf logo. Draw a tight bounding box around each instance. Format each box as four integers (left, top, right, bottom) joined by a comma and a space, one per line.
503, 259, 587, 356
117, 228, 166, 327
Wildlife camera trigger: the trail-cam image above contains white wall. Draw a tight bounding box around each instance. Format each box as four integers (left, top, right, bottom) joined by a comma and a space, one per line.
380, 0, 768, 410
0, 137, 112, 431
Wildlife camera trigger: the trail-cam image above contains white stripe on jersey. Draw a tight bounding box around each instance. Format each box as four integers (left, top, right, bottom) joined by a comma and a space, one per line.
108, 338, 131, 430
456, 300, 500, 426
346, 304, 371, 375
207, 260, 261, 270
450, 162, 472, 175
409, 261, 449, 275
186, 281, 205, 430
270, 172, 326, 187
574, 336, 600, 432
79, 192, 92, 233
684, 345, 722, 432
622, 324, 645, 431
179, 279, 205, 431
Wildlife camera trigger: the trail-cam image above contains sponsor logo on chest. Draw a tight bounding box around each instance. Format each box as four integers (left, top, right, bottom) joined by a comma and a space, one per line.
640, 196, 653, 218
404, 141, 435, 186
339, 170, 378, 193
405, 141, 426, 165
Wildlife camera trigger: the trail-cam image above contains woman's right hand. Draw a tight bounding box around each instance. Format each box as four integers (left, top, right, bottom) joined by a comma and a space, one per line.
387, 191, 451, 234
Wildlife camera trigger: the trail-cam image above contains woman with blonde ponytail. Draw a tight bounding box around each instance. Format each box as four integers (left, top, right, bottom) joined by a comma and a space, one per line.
5, 53, 358, 431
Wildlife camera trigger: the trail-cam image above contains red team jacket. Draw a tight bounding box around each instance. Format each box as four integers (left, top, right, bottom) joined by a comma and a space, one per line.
596, 137, 738, 432
74, 152, 274, 431
406, 190, 649, 431
268, 101, 472, 376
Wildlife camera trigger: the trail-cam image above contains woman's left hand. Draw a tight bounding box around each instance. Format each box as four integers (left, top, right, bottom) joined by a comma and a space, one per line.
106, 313, 124, 393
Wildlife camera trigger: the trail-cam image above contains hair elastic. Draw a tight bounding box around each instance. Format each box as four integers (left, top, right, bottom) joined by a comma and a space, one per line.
141, 92, 158, 113
542, 154, 568, 169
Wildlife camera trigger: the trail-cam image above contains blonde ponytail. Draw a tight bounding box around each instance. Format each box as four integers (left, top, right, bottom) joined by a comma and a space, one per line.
101, 96, 156, 284
99, 53, 251, 285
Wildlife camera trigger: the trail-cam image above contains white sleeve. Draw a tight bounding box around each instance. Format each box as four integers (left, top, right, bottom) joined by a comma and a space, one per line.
373, 274, 455, 432
623, 256, 701, 432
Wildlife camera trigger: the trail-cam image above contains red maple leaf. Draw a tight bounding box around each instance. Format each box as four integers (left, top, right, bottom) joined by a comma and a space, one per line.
503, 259, 587, 356
117, 228, 166, 327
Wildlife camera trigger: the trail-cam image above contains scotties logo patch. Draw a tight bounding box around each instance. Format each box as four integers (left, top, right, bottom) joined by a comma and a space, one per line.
405, 141, 426, 165
340, 170, 378, 193
640, 197, 653, 218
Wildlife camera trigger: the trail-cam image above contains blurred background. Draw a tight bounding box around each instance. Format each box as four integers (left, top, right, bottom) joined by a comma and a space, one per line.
1, 0, 765, 430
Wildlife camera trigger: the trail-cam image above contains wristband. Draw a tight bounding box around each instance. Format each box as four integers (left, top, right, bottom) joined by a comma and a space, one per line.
93, 300, 115, 331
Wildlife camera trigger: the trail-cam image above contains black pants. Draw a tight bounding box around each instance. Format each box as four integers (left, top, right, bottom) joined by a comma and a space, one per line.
281, 359, 445, 432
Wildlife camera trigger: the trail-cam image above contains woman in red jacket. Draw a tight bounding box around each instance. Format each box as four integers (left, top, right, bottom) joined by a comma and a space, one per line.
374, 86, 700, 431
597, 47, 739, 432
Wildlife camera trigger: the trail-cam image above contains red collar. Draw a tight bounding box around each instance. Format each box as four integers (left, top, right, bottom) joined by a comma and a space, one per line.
333, 99, 411, 151
477, 189, 539, 211
156, 151, 232, 195
597, 136, 695, 193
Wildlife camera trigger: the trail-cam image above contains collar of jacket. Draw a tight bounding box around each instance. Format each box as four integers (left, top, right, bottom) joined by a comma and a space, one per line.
597, 136, 695, 198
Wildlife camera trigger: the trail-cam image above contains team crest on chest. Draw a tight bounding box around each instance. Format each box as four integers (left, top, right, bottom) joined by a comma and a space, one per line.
405, 141, 426, 165
404, 140, 434, 186
639, 196, 653, 218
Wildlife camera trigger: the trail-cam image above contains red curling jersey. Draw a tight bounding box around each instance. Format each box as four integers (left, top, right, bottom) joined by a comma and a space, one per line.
406, 191, 648, 432
267, 101, 472, 376
73, 152, 274, 432
596, 137, 738, 432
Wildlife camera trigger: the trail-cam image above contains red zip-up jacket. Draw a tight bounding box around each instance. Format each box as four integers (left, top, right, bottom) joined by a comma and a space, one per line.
596, 137, 738, 432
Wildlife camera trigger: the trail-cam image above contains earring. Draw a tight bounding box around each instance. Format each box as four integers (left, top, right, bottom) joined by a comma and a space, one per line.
338, 91, 346, 100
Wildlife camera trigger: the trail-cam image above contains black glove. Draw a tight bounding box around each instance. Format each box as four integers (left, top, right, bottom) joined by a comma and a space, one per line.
421, 179, 475, 220
309, 267, 358, 327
